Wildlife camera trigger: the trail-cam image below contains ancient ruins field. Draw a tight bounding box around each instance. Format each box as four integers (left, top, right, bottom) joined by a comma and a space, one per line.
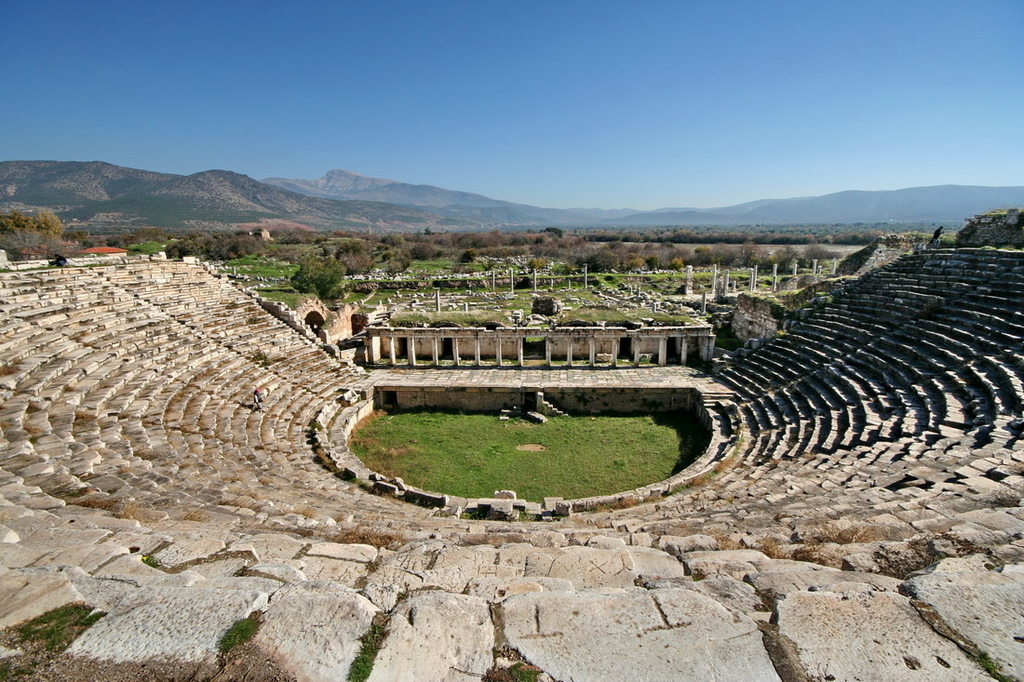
1, 217, 1023, 681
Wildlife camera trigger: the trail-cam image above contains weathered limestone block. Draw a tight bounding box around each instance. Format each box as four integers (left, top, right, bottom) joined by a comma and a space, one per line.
775, 590, 986, 681
67, 587, 269, 664
501, 589, 780, 682
246, 562, 308, 583
658, 533, 719, 556
306, 542, 378, 563
675, 576, 764, 614
235, 533, 307, 562
901, 566, 1024, 679
0, 569, 84, 627
254, 582, 379, 682
34, 541, 130, 573
524, 546, 637, 589
625, 547, 687, 581
586, 535, 626, 549
682, 549, 770, 580
746, 569, 902, 596
466, 576, 575, 602
293, 556, 368, 585
367, 591, 494, 682
152, 536, 226, 568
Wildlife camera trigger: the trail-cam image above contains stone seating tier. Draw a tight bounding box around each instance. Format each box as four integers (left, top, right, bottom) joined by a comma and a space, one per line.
1, 252, 1024, 679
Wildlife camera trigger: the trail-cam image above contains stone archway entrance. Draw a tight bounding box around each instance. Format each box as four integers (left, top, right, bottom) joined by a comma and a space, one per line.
304, 310, 326, 334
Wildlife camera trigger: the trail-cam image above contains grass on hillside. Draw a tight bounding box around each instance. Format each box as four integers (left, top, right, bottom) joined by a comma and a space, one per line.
126, 241, 166, 255
255, 288, 305, 308
225, 255, 298, 278
350, 408, 710, 501
408, 259, 456, 273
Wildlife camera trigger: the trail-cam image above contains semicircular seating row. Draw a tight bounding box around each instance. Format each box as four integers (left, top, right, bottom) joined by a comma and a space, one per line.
659, 248, 1024, 530
0, 261, 435, 530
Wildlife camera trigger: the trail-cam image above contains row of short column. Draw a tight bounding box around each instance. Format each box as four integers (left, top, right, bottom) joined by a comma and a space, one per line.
380, 334, 704, 367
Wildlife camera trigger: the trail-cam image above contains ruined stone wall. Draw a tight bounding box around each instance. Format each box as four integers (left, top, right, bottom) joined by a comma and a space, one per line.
372, 385, 700, 415
731, 294, 786, 342
837, 234, 927, 276
293, 298, 358, 342
545, 387, 700, 414
380, 386, 523, 412
956, 209, 1024, 247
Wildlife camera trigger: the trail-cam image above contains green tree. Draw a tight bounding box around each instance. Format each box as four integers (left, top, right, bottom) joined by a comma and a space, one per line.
0, 209, 63, 236
0, 210, 34, 233
32, 211, 64, 237
291, 257, 348, 300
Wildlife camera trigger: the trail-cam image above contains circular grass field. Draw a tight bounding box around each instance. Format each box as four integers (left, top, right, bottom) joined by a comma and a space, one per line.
349, 409, 710, 501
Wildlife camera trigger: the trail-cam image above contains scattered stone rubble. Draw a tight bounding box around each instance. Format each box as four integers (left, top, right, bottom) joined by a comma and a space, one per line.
0, 251, 1023, 680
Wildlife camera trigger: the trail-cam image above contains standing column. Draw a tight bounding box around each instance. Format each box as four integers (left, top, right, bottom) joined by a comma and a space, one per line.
432, 337, 440, 366
701, 292, 707, 315
533, 269, 538, 292
658, 337, 668, 366
407, 337, 416, 367
723, 272, 731, 297
509, 269, 515, 294
583, 263, 588, 288
633, 337, 642, 366
452, 338, 461, 367
685, 265, 693, 295
680, 337, 689, 365
544, 337, 552, 366
589, 338, 596, 366
434, 289, 441, 312
496, 337, 503, 367
812, 259, 819, 276
491, 270, 497, 291
517, 337, 524, 366
750, 265, 758, 292
832, 261, 838, 275
388, 336, 396, 365
772, 263, 779, 292
712, 265, 719, 297
792, 261, 798, 276
474, 337, 481, 366
611, 337, 620, 367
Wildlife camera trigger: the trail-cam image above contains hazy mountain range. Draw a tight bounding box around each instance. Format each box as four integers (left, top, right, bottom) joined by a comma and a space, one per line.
2, 160, 1022, 231
266, 169, 1024, 226
0, 161, 464, 231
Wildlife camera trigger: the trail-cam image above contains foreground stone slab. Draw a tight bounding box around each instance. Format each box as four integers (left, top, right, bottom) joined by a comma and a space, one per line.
501, 588, 780, 682
775, 590, 986, 681
466, 576, 575, 602
523, 546, 637, 589
902, 567, 1024, 679
254, 582, 378, 682
0, 569, 83, 627
368, 591, 493, 682
746, 569, 903, 596
67, 587, 269, 664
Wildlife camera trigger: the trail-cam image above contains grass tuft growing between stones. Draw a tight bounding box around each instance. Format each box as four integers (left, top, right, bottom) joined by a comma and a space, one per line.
218, 613, 260, 654
348, 616, 388, 682
484, 662, 543, 682
976, 652, 1014, 682
15, 604, 105, 653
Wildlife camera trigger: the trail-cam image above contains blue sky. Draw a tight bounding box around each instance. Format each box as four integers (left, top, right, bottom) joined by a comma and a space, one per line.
2, 1, 1021, 209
